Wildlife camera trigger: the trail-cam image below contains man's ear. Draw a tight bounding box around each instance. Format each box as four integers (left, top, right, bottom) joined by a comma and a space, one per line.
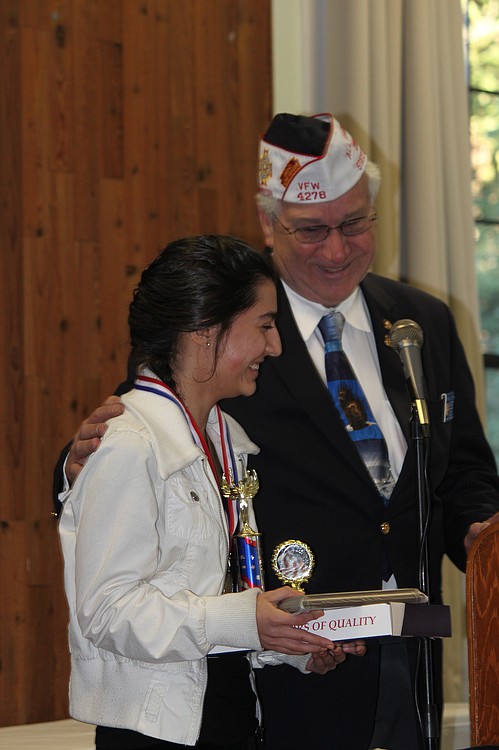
258, 210, 275, 248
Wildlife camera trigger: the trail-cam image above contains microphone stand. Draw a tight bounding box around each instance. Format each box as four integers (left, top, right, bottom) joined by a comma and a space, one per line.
411, 410, 439, 750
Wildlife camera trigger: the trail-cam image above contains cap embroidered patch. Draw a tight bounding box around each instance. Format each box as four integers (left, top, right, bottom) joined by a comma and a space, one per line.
259, 148, 272, 186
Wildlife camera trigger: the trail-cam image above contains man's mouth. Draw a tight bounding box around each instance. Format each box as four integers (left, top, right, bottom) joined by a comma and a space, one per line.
316, 262, 350, 275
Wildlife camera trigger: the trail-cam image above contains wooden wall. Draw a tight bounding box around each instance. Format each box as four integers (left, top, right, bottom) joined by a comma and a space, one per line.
0, 0, 271, 726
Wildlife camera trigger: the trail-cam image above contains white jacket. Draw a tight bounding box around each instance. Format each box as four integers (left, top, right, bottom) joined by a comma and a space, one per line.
59, 385, 307, 745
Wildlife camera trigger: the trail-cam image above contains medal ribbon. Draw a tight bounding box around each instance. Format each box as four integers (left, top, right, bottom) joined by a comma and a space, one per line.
134, 374, 239, 538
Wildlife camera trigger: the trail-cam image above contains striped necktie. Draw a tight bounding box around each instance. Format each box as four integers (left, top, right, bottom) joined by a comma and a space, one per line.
318, 311, 395, 504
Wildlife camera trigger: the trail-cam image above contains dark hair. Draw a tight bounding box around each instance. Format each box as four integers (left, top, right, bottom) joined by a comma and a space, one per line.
128, 235, 277, 389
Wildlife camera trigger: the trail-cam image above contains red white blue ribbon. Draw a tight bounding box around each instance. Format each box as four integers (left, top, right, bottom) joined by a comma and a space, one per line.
134, 374, 239, 538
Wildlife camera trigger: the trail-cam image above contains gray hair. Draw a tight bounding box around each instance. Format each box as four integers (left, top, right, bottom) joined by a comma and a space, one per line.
256, 160, 381, 218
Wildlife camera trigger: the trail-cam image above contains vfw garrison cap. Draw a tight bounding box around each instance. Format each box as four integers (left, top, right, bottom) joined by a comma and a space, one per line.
258, 113, 367, 203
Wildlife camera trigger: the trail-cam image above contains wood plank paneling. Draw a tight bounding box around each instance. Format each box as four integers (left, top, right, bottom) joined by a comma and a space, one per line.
0, 1, 24, 522
0, 521, 30, 720
73, 1, 100, 243
0, 0, 271, 726
47, 2, 73, 173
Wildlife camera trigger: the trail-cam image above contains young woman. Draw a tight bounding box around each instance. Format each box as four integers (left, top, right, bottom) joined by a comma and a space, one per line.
59, 236, 347, 750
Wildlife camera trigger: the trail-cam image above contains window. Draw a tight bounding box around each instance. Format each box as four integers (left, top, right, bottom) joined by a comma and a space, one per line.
462, 0, 499, 462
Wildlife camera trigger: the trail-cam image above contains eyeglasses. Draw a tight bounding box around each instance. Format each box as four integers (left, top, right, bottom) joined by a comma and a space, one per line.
272, 212, 377, 244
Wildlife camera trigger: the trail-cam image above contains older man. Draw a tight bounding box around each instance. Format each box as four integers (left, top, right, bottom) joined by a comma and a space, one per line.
55, 113, 499, 750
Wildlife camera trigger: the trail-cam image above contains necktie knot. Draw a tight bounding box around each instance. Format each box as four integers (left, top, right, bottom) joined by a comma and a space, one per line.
319, 311, 345, 344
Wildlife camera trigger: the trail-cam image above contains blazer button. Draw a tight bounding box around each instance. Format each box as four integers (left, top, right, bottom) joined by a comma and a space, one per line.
380, 521, 391, 535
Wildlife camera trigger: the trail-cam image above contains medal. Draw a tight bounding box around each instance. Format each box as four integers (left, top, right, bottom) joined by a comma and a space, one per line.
272, 539, 315, 591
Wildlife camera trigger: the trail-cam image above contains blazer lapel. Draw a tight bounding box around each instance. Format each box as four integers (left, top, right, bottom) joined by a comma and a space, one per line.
360, 274, 413, 443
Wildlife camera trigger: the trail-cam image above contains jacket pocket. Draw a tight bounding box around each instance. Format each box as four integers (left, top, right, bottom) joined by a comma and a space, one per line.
164, 474, 222, 541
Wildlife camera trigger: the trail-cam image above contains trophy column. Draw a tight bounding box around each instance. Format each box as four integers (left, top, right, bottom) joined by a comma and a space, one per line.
221, 469, 266, 591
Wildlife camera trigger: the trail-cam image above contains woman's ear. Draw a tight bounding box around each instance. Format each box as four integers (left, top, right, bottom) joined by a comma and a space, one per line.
190, 327, 215, 350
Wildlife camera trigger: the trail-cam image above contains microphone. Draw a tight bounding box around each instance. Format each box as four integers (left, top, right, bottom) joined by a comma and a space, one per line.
388, 319, 430, 437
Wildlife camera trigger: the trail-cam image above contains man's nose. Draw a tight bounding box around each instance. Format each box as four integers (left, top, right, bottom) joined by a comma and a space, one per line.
319, 228, 350, 261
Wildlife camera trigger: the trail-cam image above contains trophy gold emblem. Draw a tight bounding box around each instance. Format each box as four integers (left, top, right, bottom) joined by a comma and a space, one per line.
271, 540, 315, 591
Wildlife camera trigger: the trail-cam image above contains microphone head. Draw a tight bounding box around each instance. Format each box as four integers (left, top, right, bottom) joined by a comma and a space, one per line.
388, 319, 423, 349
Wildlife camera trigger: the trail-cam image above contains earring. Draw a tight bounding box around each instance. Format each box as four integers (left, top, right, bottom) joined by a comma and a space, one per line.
206, 342, 211, 347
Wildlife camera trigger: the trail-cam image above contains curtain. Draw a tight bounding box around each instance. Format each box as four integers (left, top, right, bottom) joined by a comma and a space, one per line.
272, 0, 479, 705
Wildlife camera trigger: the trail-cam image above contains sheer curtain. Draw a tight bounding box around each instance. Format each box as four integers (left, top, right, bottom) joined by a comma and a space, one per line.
272, 0, 480, 705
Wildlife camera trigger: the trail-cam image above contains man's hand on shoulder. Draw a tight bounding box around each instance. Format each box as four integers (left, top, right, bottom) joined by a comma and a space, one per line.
66, 396, 124, 485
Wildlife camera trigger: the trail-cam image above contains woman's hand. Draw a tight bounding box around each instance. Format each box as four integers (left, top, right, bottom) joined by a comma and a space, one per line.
255, 587, 330, 655
255, 588, 367, 674
255, 587, 344, 657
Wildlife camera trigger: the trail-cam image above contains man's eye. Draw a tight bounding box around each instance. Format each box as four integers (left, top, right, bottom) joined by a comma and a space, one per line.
300, 225, 327, 237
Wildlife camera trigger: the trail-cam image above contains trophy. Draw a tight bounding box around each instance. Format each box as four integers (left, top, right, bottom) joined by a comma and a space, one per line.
271, 539, 315, 591
221, 469, 265, 591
